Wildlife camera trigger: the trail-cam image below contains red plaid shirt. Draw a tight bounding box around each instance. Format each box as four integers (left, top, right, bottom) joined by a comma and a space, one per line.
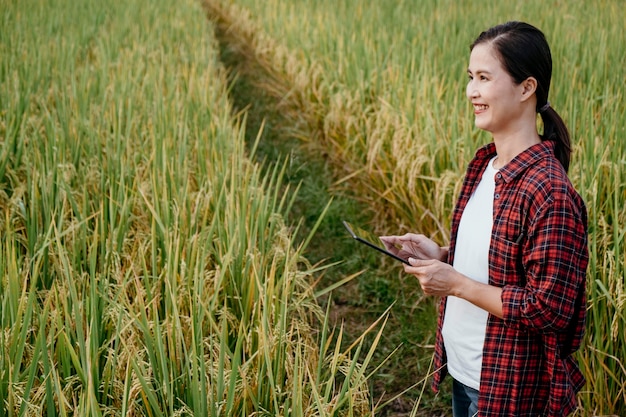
432, 140, 588, 416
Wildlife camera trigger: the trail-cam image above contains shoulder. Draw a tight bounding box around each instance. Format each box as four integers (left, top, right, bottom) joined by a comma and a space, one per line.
510, 142, 583, 205
521, 157, 587, 230
524, 156, 583, 204
502, 142, 586, 225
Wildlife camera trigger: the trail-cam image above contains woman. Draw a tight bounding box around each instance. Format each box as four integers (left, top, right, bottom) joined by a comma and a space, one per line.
381, 22, 588, 417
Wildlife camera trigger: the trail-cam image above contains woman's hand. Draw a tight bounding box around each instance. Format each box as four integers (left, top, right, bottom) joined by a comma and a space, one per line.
379, 233, 447, 262
403, 258, 461, 297
381, 233, 503, 315
405, 258, 504, 318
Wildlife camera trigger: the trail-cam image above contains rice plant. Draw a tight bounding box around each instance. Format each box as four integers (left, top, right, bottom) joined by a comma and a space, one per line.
202, 0, 626, 414
0, 0, 385, 414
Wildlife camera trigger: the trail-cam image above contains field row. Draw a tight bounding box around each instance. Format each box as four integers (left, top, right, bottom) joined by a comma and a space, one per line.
0, 0, 379, 415
203, 0, 625, 415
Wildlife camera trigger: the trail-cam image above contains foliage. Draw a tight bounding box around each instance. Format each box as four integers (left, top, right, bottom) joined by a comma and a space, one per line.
202, 0, 626, 415
0, 0, 386, 414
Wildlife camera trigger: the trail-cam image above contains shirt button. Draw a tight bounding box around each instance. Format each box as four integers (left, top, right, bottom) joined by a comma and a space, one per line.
496, 173, 502, 179
495, 193, 500, 199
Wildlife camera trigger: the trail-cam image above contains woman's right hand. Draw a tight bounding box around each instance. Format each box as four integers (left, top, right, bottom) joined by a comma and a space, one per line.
379, 233, 447, 262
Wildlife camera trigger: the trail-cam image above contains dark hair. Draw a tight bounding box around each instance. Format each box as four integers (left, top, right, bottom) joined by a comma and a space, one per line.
471, 21, 571, 172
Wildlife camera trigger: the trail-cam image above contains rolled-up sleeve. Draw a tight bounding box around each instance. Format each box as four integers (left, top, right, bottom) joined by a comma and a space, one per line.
502, 194, 587, 333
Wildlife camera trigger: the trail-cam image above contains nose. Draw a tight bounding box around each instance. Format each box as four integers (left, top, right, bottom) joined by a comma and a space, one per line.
466, 79, 478, 100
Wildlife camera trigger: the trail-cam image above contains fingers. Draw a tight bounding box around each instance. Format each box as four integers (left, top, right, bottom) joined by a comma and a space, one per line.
398, 233, 424, 242
379, 235, 400, 244
379, 236, 399, 252
403, 257, 428, 273
404, 258, 451, 296
407, 257, 432, 267
404, 260, 432, 294
381, 234, 442, 261
381, 233, 427, 246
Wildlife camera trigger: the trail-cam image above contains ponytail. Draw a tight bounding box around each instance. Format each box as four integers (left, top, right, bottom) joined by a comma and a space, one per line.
539, 105, 571, 172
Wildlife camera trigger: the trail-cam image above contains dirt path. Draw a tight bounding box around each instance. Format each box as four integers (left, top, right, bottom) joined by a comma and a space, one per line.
204, 3, 450, 415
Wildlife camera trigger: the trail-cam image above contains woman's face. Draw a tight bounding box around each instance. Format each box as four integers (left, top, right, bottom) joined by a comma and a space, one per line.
466, 43, 526, 135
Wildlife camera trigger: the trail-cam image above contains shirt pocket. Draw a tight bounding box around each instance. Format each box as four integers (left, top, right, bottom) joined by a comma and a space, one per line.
489, 233, 524, 286
493, 197, 526, 244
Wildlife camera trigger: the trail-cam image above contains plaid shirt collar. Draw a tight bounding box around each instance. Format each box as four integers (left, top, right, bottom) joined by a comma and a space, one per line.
473, 139, 557, 184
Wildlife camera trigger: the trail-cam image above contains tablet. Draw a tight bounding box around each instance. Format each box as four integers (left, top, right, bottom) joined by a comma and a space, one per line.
342, 220, 409, 265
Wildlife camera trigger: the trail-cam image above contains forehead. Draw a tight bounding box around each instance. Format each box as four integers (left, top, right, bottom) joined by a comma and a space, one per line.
468, 43, 504, 73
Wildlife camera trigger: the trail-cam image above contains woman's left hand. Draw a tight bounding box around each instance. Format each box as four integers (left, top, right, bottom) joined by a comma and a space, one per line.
404, 257, 463, 297
405, 258, 504, 318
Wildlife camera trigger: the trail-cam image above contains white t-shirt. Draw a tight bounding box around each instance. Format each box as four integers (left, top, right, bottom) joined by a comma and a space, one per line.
442, 156, 498, 390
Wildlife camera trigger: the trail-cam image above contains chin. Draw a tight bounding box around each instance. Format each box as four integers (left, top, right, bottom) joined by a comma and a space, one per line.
474, 120, 490, 132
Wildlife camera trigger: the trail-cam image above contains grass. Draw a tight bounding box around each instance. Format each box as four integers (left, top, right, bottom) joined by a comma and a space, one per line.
0, 0, 390, 414
202, 0, 625, 415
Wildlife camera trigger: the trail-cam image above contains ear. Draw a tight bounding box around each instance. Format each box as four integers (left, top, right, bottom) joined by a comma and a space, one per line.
520, 77, 538, 103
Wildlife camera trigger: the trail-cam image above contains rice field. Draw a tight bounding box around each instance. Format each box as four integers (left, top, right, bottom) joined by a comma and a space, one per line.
1, 0, 624, 415
0, 0, 384, 415
202, 0, 625, 415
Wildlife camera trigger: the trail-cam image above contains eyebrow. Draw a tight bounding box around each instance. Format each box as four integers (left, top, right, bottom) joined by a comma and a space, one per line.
467, 68, 492, 76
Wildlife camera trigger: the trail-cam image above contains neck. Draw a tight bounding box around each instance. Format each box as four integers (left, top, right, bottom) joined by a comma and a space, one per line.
492, 116, 541, 169
492, 134, 541, 169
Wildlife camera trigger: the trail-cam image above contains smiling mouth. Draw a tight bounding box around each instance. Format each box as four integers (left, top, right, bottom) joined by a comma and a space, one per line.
474, 104, 489, 111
